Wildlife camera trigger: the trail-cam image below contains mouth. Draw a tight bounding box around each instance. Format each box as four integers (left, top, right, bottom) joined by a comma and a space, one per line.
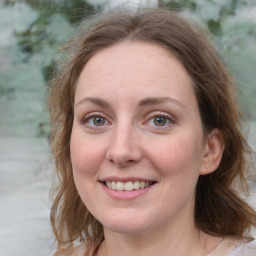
101, 180, 156, 191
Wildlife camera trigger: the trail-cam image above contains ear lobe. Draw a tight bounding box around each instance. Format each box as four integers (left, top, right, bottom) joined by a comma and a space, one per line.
200, 129, 225, 175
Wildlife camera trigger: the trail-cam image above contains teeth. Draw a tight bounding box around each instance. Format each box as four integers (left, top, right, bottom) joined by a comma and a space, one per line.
133, 181, 140, 190
111, 181, 116, 190
116, 181, 125, 191
105, 181, 153, 191
124, 181, 133, 191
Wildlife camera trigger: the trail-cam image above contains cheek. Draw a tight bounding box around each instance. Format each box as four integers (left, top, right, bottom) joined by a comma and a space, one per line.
148, 134, 204, 179
70, 132, 105, 209
151, 135, 203, 208
70, 131, 106, 178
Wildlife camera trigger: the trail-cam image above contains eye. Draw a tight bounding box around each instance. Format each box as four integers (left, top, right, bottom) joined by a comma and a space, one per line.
153, 116, 168, 126
146, 113, 174, 127
91, 116, 106, 126
82, 114, 110, 127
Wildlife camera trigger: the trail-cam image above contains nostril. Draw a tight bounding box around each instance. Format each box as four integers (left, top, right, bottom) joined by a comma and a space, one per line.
105, 136, 142, 167
106, 151, 139, 166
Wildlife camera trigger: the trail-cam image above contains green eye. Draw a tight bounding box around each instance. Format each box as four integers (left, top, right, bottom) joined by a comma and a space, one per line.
147, 114, 173, 128
92, 116, 105, 126
153, 116, 167, 126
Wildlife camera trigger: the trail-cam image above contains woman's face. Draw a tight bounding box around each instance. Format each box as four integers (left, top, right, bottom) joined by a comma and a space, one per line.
70, 41, 210, 235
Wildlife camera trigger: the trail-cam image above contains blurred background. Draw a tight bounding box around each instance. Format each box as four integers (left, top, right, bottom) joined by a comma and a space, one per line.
0, 0, 255, 255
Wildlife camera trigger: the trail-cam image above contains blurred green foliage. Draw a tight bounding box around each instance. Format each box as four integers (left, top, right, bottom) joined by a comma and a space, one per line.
0, 0, 97, 136
0, 0, 255, 137
160, 0, 256, 119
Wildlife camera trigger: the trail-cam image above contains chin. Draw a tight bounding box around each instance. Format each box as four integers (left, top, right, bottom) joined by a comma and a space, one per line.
105, 222, 149, 235
99, 212, 155, 235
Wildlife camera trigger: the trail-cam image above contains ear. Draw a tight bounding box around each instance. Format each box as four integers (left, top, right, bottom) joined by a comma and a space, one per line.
200, 129, 225, 175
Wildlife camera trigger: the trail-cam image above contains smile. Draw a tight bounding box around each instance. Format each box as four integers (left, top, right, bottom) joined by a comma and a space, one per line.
104, 181, 155, 191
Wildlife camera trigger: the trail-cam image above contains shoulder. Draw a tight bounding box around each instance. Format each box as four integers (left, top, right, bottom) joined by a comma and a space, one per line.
52, 243, 87, 256
230, 238, 256, 256
208, 237, 255, 256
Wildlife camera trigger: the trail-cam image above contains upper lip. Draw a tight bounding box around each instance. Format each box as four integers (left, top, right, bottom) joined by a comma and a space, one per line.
99, 176, 157, 182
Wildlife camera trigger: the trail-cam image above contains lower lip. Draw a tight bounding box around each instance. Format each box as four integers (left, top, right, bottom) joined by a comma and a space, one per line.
100, 182, 156, 200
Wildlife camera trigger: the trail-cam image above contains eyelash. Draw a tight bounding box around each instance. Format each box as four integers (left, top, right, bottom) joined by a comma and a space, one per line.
145, 112, 175, 127
81, 112, 175, 128
81, 113, 111, 128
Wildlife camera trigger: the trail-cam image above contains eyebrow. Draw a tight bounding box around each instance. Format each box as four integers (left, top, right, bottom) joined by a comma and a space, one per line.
76, 96, 185, 109
76, 97, 111, 108
138, 97, 186, 108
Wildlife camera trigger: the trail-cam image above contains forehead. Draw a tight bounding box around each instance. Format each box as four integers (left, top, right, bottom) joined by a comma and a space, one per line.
81, 41, 180, 80
75, 41, 196, 107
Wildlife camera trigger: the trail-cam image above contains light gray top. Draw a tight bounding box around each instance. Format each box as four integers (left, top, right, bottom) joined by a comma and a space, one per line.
54, 237, 256, 256
230, 239, 256, 256
208, 237, 256, 256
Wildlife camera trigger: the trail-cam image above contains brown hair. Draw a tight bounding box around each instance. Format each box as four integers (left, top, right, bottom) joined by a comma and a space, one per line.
48, 7, 256, 254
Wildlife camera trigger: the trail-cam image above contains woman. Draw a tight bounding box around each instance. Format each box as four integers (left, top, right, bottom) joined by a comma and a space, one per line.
48, 8, 256, 256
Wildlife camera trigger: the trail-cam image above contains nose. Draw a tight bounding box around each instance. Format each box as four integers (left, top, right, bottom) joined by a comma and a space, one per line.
106, 125, 142, 168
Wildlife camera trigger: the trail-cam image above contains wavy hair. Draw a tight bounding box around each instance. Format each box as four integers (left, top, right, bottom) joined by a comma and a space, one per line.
48, 8, 256, 254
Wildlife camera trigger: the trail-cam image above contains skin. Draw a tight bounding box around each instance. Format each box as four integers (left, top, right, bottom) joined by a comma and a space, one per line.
70, 41, 224, 256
